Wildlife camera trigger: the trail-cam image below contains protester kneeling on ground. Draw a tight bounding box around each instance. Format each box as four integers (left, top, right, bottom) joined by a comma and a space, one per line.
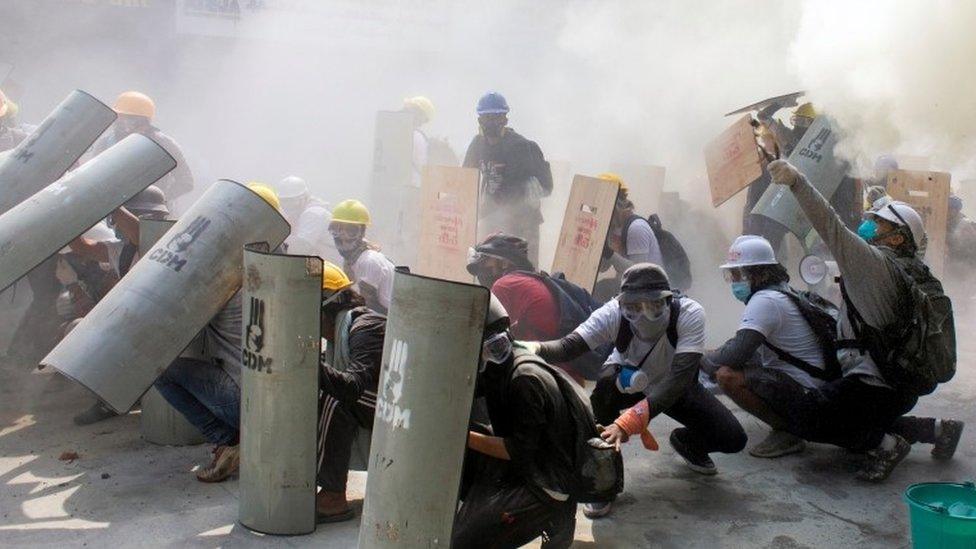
316, 261, 386, 523
524, 264, 746, 518
453, 296, 578, 549
766, 159, 964, 482
705, 235, 836, 458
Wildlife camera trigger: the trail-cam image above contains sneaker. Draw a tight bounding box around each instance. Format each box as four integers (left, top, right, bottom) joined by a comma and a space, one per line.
73, 402, 119, 426
582, 501, 612, 519
670, 428, 717, 475
748, 430, 806, 458
932, 419, 965, 460
856, 434, 910, 482
196, 444, 240, 483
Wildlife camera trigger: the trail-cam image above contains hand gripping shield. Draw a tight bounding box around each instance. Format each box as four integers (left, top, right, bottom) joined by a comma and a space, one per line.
358, 272, 489, 548
0, 90, 116, 215
0, 134, 176, 292
239, 246, 323, 535
41, 180, 290, 413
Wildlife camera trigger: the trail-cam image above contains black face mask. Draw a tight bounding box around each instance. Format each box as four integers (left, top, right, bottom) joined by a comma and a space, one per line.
479, 120, 505, 139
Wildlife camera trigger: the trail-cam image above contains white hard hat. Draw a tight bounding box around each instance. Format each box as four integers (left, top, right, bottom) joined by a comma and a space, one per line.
720, 235, 778, 269
275, 176, 308, 200
868, 201, 925, 248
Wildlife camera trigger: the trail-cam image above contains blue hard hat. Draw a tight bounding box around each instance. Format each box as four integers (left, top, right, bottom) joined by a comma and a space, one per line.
476, 92, 510, 115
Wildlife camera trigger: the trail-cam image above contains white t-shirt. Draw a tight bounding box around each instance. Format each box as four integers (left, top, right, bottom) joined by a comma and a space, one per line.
349, 249, 395, 312
575, 297, 706, 395
626, 218, 663, 266
284, 197, 339, 263
739, 289, 827, 389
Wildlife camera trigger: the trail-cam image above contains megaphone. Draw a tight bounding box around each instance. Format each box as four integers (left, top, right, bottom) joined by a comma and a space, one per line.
799, 254, 839, 286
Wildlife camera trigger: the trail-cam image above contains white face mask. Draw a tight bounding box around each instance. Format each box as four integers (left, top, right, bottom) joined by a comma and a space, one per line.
631, 308, 670, 342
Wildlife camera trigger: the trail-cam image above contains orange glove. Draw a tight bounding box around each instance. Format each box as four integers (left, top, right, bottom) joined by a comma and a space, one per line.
613, 399, 659, 451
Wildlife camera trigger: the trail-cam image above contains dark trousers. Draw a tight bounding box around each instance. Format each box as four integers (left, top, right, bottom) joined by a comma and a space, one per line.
591, 374, 747, 455
317, 390, 375, 492
454, 456, 576, 549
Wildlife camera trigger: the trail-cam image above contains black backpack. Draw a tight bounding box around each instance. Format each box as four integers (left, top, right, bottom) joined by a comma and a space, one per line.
759, 287, 842, 382
512, 350, 623, 503
840, 252, 956, 396
622, 214, 693, 290
517, 270, 612, 380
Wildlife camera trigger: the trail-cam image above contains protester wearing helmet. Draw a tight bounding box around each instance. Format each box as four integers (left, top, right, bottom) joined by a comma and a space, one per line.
945, 195, 976, 310
328, 199, 395, 314
272, 176, 334, 260
704, 235, 834, 458
453, 295, 578, 548
768, 159, 963, 482
463, 91, 553, 265
315, 261, 387, 523
402, 96, 435, 185
525, 263, 745, 518
0, 87, 31, 152
595, 173, 664, 300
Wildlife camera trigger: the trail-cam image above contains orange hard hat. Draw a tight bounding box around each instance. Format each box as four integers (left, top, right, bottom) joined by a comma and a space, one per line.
114, 91, 156, 119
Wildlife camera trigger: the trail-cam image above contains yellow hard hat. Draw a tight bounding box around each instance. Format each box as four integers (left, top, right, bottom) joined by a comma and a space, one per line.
322, 260, 353, 293
598, 172, 629, 197
793, 102, 817, 120
0, 89, 8, 118
247, 182, 281, 211
114, 91, 156, 119
403, 96, 435, 123
331, 199, 371, 225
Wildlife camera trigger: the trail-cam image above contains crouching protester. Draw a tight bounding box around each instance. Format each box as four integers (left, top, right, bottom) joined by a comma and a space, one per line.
454, 296, 598, 549
705, 235, 837, 458
767, 159, 964, 482
526, 264, 747, 518
316, 262, 386, 523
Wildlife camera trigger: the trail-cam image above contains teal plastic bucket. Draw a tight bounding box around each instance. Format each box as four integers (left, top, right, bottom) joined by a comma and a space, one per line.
905, 482, 976, 548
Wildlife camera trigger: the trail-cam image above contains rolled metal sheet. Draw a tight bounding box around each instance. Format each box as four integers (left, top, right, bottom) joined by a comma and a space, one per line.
0, 90, 116, 216
750, 116, 849, 240
41, 179, 290, 413
358, 272, 489, 549
239, 246, 322, 535
137, 219, 206, 446
0, 134, 176, 292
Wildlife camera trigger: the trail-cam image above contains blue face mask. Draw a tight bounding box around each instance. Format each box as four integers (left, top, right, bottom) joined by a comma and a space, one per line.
731, 281, 752, 303
857, 219, 879, 241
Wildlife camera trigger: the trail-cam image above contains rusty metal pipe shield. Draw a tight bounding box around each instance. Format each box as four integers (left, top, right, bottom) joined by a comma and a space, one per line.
0, 90, 116, 216
358, 272, 489, 548
41, 179, 290, 413
0, 134, 176, 292
238, 247, 322, 535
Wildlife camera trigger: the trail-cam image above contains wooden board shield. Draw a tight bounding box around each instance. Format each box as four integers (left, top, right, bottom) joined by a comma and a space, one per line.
610, 163, 665, 214
368, 110, 416, 263
705, 115, 763, 208
886, 169, 951, 277
550, 175, 620, 291
415, 166, 480, 283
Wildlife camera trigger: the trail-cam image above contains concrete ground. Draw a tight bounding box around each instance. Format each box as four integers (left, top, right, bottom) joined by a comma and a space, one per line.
1, 328, 973, 548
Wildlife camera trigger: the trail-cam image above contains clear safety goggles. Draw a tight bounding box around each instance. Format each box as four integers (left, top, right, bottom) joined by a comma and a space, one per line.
482, 331, 513, 366
620, 299, 668, 321
328, 223, 361, 239
722, 268, 747, 283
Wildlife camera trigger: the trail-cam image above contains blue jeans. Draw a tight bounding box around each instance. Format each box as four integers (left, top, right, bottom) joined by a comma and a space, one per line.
155, 357, 240, 446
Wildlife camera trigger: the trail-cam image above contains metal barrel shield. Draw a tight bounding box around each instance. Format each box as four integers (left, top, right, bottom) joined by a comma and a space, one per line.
750, 117, 849, 240
0, 134, 176, 292
0, 90, 116, 215
41, 179, 290, 413
358, 272, 489, 548
137, 219, 206, 447
239, 246, 322, 535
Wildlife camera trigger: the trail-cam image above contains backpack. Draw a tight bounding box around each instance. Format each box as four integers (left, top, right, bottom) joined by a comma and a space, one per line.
614, 296, 681, 354
517, 270, 612, 380
512, 350, 623, 503
760, 287, 842, 382
839, 251, 956, 396
622, 214, 693, 290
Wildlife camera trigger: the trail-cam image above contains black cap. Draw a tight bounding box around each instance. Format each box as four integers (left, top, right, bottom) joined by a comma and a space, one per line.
466, 233, 534, 275
618, 263, 672, 303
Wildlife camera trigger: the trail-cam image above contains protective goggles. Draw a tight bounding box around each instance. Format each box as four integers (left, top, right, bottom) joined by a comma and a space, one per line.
329, 224, 362, 239
482, 331, 513, 365
722, 268, 747, 283
620, 299, 668, 321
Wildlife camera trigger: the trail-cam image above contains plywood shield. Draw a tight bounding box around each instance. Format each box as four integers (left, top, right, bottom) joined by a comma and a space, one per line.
415, 165, 480, 282
705, 114, 763, 208
0, 134, 176, 292
41, 179, 290, 413
550, 175, 620, 291
751, 117, 848, 240
0, 90, 116, 216
887, 169, 951, 277
358, 272, 489, 548
239, 247, 322, 535
368, 110, 416, 264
